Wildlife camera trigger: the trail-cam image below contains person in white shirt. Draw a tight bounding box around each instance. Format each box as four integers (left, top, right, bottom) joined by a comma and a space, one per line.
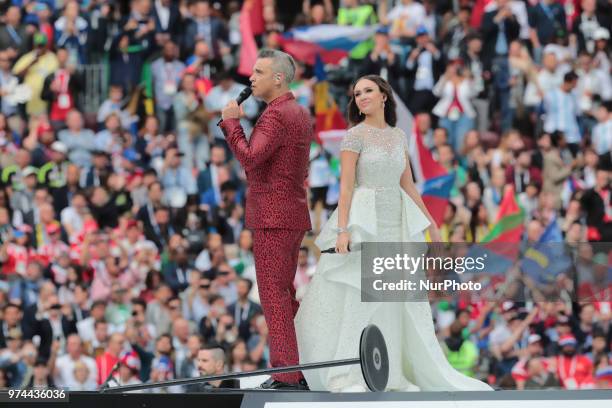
543, 71, 582, 156
386, 0, 426, 39
76, 300, 118, 344
54, 334, 97, 389
524, 50, 567, 109
432, 60, 477, 153
591, 103, 612, 157
575, 52, 612, 114
484, 0, 530, 40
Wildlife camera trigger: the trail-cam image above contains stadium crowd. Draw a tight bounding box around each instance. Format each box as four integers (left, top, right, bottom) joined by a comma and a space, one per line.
0, 0, 611, 392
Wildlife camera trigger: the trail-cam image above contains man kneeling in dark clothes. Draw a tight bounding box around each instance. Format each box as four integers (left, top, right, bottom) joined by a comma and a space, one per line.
196, 345, 239, 390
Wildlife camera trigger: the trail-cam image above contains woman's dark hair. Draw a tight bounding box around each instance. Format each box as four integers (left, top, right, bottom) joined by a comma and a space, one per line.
347, 75, 397, 127
145, 270, 163, 290
468, 200, 486, 243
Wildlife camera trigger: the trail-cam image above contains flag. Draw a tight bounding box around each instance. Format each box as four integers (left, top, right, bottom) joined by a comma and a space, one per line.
248, 0, 265, 36
520, 216, 572, 284
467, 186, 525, 275
313, 55, 347, 144
281, 24, 379, 65
238, 0, 259, 77
481, 185, 525, 244
422, 173, 455, 227
395, 94, 451, 226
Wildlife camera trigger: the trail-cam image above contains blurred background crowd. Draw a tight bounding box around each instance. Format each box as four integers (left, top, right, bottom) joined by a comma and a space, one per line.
0, 0, 610, 392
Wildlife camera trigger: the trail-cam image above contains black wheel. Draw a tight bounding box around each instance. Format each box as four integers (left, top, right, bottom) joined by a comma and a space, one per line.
359, 324, 389, 392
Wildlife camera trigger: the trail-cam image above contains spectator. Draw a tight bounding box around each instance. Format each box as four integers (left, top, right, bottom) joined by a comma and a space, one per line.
182, 0, 228, 59
206, 71, 258, 148
11, 33, 59, 116
432, 59, 476, 153
53, 334, 96, 389
111, 350, 142, 388
0, 303, 25, 348
57, 110, 96, 169
591, 102, 612, 160
554, 334, 595, 389
0, 6, 32, 59
543, 72, 581, 156
41, 45, 84, 129
24, 357, 55, 389
362, 27, 401, 95
405, 26, 443, 115
195, 345, 239, 389
180, 271, 210, 324
442, 320, 480, 378
293, 247, 316, 301
177, 333, 201, 391
96, 332, 124, 386
570, 0, 610, 55
575, 52, 612, 131
54, 0, 89, 65
528, 0, 566, 53
152, 0, 182, 46
151, 41, 185, 133
160, 146, 197, 208
0, 51, 19, 117
227, 278, 261, 342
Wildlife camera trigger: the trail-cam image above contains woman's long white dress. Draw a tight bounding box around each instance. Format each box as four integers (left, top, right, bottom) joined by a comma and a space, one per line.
294, 123, 494, 392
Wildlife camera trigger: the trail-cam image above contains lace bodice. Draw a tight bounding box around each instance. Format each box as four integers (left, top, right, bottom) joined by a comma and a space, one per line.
340, 123, 409, 189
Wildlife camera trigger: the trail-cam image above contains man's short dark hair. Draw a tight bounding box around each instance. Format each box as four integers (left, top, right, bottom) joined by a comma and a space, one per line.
220, 180, 238, 193
132, 298, 146, 310
239, 277, 253, 292
91, 300, 106, 310
564, 71, 578, 83
3, 302, 21, 313
94, 319, 108, 329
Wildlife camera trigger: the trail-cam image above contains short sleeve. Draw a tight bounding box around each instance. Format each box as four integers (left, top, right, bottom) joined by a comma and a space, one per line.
340, 129, 363, 154
395, 128, 409, 155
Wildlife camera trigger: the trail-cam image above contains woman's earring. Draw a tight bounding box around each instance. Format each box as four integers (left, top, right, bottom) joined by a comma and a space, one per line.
359, 110, 363, 116
382, 100, 386, 109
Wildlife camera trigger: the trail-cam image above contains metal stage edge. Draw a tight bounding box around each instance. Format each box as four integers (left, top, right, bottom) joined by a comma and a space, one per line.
2, 389, 612, 408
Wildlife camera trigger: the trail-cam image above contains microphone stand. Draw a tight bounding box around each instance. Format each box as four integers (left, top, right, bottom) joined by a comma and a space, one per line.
99, 361, 121, 391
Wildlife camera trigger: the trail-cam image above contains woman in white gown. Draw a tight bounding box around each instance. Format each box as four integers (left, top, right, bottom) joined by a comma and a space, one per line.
294, 75, 494, 392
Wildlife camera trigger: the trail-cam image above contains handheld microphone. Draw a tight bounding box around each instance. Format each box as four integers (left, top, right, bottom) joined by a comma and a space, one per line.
217, 87, 253, 126
321, 243, 361, 254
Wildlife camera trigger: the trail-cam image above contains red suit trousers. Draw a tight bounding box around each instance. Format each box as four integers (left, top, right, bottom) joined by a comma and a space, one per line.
252, 228, 306, 383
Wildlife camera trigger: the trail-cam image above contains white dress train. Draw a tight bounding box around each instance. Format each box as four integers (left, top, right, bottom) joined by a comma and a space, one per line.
294, 123, 494, 392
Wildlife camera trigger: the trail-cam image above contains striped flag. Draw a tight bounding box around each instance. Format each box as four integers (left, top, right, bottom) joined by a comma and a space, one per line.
281, 24, 379, 65
422, 173, 455, 227
313, 55, 347, 144
482, 185, 525, 244
395, 95, 452, 226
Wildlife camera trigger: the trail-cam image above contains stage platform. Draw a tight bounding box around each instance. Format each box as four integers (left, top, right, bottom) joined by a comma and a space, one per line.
3, 389, 612, 408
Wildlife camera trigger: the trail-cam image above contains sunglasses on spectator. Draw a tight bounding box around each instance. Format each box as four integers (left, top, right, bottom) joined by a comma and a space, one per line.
200, 284, 211, 289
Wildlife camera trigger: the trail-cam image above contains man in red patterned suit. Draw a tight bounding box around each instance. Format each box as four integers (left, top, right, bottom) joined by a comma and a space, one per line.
220, 49, 312, 390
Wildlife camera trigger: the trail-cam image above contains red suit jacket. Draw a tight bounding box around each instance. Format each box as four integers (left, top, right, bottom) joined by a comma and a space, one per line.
220, 92, 312, 231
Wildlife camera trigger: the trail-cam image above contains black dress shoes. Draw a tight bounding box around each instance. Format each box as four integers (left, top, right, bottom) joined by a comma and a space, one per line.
257, 377, 310, 391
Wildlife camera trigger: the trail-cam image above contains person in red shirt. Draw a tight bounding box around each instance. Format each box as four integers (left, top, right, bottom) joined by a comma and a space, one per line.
96, 332, 125, 385
38, 222, 71, 267
553, 334, 595, 389
578, 252, 612, 316
511, 333, 550, 389
0, 226, 34, 276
